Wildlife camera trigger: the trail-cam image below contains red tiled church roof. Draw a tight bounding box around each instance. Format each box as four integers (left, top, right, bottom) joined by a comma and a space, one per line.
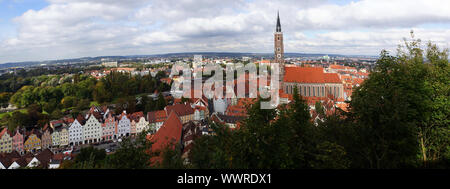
149, 111, 183, 165
284, 67, 342, 84
150, 111, 183, 152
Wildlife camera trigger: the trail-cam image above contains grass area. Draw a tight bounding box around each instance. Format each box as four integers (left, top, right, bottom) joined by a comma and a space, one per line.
0, 109, 28, 119
90, 101, 100, 107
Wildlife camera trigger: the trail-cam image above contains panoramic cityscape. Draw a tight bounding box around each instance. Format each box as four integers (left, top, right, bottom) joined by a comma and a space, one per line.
0, 0, 448, 184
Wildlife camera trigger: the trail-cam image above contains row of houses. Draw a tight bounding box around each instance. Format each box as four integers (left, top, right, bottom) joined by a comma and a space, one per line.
0, 149, 71, 169
0, 101, 210, 154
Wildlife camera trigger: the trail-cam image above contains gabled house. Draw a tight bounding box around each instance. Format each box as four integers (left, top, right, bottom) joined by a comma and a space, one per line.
83, 112, 102, 144
102, 112, 117, 141
129, 112, 140, 136
12, 129, 24, 154
41, 125, 53, 150
69, 115, 84, 146
130, 112, 148, 135
51, 127, 60, 147
24, 129, 41, 153
59, 126, 69, 146
0, 128, 13, 153
117, 111, 131, 138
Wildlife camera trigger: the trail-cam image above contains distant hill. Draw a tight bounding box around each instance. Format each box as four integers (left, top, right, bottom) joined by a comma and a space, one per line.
0, 52, 378, 69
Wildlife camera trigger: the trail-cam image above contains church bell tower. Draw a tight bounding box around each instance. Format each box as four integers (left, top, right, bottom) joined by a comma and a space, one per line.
274, 11, 285, 90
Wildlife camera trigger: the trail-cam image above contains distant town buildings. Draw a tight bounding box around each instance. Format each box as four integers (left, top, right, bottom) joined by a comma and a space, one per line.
101, 61, 118, 67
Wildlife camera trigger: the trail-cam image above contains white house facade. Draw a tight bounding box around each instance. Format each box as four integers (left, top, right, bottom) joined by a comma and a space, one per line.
83, 114, 102, 144
68, 119, 83, 145
117, 113, 131, 137
135, 117, 149, 134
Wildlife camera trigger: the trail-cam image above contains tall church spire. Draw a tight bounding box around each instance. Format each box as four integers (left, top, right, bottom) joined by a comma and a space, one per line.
276, 11, 281, 32
274, 11, 285, 90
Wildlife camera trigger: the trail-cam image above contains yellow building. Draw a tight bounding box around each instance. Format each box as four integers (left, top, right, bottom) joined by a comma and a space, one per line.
24, 133, 41, 152
60, 127, 69, 146
0, 128, 13, 153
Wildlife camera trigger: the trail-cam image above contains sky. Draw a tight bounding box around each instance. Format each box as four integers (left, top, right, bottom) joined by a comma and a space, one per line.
0, 0, 450, 63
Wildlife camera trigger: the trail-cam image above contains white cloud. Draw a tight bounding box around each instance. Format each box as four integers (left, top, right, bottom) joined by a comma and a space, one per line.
0, 0, 449, 63
288, 28, 450, 55
295, 0, 450, 29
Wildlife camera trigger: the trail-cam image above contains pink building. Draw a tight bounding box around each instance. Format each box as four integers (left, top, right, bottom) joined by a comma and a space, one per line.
102, 113, 117, 141
12, 129, 24, 154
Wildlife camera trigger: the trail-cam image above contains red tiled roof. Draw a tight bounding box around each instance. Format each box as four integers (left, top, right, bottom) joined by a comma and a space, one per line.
147, 110, 168, 123
284, 67, 342, 84
150, 111, 182, 151
165, 103, 194, 117
130, 112, 145, 122
76, 114, 86, 125
63, 117, 75, 124
36, 149, 53, 168
0, 128, 11, 138
149, 111, 183, 164
226, 105, 247, 117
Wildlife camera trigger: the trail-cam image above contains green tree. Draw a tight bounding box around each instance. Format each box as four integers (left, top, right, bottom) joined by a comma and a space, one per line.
158, 143, 187, 169
0, 92, 12, 108
61, 96, 77, 109
345, 33, 449, 168
73, 146, 106, 168
156, 93, 167, 110
104, 130, 155, 169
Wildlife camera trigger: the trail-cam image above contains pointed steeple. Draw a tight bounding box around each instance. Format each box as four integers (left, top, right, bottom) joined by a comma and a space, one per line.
276, 11, 281, 32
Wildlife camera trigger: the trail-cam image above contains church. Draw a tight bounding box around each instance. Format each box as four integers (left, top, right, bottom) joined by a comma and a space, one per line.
274, 12, 344, 101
